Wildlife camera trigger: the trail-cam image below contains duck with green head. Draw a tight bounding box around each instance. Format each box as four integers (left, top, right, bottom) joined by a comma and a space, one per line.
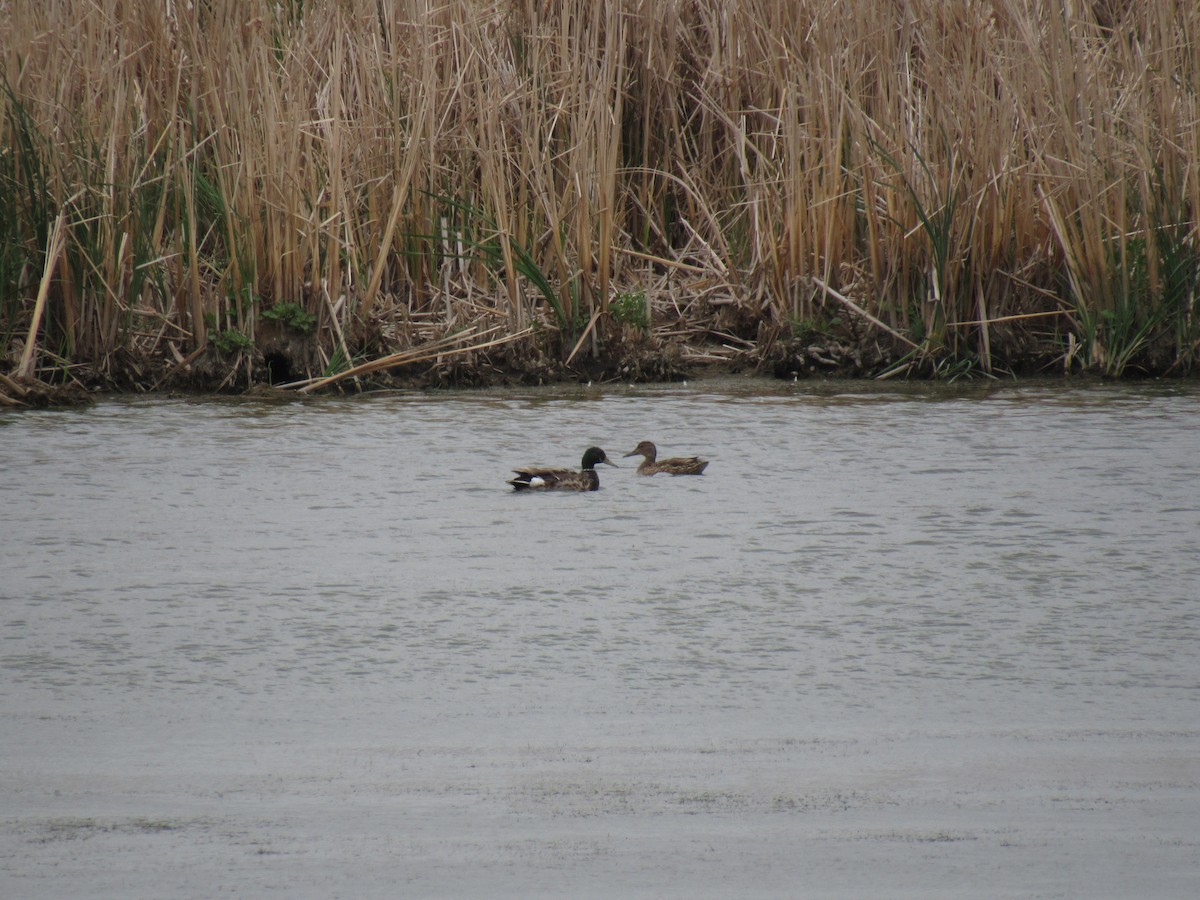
507, 446, 618, 491
623, 440, 708, 476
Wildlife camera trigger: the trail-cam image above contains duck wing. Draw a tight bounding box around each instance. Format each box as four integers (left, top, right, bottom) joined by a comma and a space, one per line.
659, 455, 709, 475
508, 465, 573, 490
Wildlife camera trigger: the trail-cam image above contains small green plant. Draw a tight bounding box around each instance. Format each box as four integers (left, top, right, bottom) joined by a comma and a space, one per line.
209, 330, 254, 355
933, 351, 995, 382
870, 129, 973, 356
322, 344, 366, 377
208, 328, 255, 356
787, 315, 842, 344
261, 301, 316, 334
415, 193, 571, 338
1069, 234, 1166, 377
610, 290, 650, 331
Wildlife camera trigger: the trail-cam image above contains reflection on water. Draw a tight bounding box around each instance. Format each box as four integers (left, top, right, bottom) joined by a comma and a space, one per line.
2, 378, 1199, 896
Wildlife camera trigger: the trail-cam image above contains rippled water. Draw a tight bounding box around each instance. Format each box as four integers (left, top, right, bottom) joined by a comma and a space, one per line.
2, 378, 1199, 898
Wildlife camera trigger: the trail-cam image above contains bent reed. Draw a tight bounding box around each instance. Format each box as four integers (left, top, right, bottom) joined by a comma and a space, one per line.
2, 0, 1198, 396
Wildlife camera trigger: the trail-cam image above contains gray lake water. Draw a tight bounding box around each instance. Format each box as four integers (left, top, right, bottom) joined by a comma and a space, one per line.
2, 377, 1199, 898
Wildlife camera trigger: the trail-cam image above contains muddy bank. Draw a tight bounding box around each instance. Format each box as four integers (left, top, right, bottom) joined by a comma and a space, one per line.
0, 373, 95, 409
0, 324, 1110, 407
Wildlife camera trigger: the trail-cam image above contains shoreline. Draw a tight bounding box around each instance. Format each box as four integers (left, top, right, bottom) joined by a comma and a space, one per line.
6, 328, 1192, 410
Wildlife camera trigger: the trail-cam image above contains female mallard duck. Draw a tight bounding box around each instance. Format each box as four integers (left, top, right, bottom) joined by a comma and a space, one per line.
507, 446, 618, 491
623, 440, 708, 476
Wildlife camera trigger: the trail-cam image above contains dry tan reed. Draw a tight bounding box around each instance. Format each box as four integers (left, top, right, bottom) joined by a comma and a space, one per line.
1, 0, 1197, 388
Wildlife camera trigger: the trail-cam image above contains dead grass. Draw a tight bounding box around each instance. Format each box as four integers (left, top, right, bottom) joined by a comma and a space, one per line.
1, 0, 1197, 390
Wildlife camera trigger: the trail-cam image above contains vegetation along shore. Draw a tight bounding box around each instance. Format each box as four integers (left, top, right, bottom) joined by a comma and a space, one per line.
2, 1, 1198, 406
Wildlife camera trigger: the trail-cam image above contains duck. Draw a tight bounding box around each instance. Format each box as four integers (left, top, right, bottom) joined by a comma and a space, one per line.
507, 446, 618, 491
623, 440, 708, 476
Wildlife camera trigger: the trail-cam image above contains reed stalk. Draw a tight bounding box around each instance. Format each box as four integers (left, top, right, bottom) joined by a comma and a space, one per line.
2, 0, 1197, 388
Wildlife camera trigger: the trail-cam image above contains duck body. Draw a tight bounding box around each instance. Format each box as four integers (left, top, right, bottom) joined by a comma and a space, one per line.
623, 440, 708, 476
508, 446, 617, 491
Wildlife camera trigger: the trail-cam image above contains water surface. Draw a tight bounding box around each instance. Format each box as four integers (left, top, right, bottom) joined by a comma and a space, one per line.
2, 378, 1198, 897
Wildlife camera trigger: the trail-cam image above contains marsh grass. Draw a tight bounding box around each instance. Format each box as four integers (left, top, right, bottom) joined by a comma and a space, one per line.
1, 0, 1198, 390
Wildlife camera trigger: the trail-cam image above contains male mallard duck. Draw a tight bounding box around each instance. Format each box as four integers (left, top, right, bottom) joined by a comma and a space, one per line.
507, 446, 618, 491
623, 440, 708, 476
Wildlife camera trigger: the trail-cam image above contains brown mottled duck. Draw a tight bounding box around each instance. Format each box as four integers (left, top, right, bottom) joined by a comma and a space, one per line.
623, 440, 708, 476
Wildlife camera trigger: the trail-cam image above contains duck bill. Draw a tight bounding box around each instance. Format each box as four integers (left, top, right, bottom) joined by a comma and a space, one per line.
602, 457, 619, 467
